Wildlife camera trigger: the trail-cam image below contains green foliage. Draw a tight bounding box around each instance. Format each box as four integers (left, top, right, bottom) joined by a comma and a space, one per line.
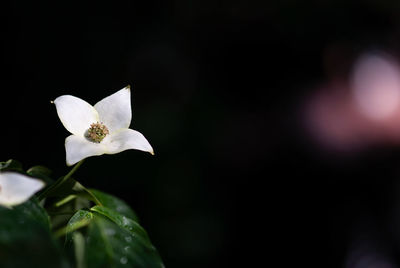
90, 189, 139, 222
40, 177, 101, 207
0, 159, 24, 172
0, 199, 69, 268
27, 165, 55, 185
0, 160, 163, 267
65, 207, 164, 268
14, 197, 51, 231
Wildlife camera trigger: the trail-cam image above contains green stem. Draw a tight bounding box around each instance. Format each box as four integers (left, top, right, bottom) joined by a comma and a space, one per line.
38, 160, 85, 201
61, 160, 85, 185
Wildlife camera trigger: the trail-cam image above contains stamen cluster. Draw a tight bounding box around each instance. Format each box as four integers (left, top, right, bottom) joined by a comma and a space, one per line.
86, 122, 109, 143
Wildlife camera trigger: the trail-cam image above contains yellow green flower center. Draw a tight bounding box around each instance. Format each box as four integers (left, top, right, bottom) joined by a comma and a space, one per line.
86, 122, 109, 143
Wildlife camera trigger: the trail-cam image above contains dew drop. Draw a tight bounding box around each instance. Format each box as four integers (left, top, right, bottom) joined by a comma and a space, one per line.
125, 236, 132, 242
105, 228, 116, 236
120, 257, 128, 264
124, 246, 130, 251
122, 216, 130, 226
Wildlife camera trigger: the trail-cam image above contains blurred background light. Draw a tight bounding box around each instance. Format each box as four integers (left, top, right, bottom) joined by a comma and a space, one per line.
351, 53, 400, 121
304, 51, 400, 151
345, 242, 397, 268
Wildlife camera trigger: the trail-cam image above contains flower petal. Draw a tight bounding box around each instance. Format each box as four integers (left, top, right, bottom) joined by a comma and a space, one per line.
94, 86, 132, 133
54, 95, 99, 136
65, 135, 107, 166
105, 128, 154, 155
0, 172, 45, 207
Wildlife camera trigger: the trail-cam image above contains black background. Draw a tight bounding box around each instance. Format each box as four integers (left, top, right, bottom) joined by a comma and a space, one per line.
2, 1, 400, 267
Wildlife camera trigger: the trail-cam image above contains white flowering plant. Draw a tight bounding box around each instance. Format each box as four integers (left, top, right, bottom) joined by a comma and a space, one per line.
0, 86, 164, 268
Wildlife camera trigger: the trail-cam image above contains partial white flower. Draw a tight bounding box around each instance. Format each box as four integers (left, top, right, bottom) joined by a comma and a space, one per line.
53, 86, 154, 166
0, 172, 45, 207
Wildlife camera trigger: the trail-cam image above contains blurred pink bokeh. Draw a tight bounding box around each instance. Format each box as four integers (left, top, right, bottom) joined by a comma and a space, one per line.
305, 51, 400, 151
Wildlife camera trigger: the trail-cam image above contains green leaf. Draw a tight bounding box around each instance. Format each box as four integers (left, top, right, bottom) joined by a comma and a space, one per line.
87, 214, 164, 268
64, 209, 94, 238
0, 202, 69, 268
27, 165, 55, 185
90, 206, 148, 242
13, 197, 51, 231
0, 159, 24, 172
27, 165, 53, 177
90, 189, 139, 222
50, 198, 92, 237
40, 177, 101, 207
65, 209, 164, 268
72, 182, 102, 206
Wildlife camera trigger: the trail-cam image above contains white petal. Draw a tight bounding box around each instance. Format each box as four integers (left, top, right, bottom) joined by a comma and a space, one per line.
54, 95, 99, 136
0, 172, 45, 207
94, 86, 132, 133
104, 128, 154, 155
65, 135, 107, 166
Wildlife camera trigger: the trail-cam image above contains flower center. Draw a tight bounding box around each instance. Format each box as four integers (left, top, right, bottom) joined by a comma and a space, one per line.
86, 122, 109, 143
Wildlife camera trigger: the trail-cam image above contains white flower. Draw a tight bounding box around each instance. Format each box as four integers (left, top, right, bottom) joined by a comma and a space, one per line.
53, 86, 154, 166
0, 172, 45, 207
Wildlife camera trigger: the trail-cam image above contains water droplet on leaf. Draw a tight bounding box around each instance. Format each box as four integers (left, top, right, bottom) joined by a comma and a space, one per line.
105, 228, 116, 236
120, 257, 128, 264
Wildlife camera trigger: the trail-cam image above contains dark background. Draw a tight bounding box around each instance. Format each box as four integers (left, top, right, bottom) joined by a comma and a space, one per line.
2, 1, 400, 267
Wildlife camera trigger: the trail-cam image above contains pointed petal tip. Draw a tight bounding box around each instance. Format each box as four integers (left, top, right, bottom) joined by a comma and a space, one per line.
50, 100, 54, 104
126, 85, 131, 90
150, 150, 155, 156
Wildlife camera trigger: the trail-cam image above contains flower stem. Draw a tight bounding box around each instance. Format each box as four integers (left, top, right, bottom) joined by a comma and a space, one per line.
59, 160, 85, 187
38, 160, 85, 201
